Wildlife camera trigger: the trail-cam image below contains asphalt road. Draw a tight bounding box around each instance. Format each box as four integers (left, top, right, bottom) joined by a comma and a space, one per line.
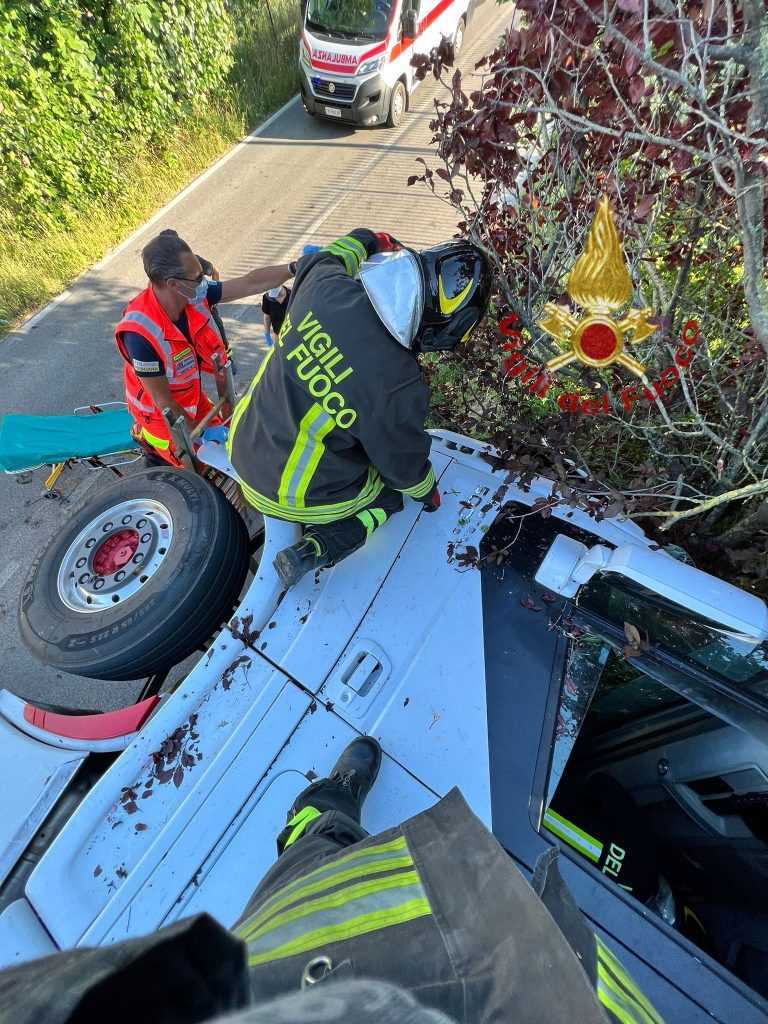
0, 1, 511, 711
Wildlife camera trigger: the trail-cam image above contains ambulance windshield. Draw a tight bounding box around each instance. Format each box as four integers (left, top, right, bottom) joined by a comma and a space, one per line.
306, 0, 393, 41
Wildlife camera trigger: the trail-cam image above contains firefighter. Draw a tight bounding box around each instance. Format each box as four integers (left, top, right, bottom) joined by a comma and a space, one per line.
0, 738, 664, 1024
115, 229, 296, 466
227, 228, 492, 588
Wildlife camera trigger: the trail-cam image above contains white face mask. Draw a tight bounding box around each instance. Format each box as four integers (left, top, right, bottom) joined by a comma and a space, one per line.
357, 251, 424, 350
178, 276, 209, 304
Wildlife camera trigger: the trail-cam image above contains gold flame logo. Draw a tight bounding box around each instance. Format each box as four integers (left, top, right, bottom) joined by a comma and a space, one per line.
538, 197, 657, 378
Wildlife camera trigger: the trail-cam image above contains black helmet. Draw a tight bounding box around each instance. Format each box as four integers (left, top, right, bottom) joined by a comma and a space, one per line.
414, 240, 492, 352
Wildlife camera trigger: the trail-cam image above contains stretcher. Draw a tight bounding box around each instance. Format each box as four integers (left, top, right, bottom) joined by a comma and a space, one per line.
0, 352, 237, 492
0, 404, 141, 493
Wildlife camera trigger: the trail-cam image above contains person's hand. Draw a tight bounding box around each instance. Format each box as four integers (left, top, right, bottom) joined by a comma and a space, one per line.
375, 232, 402, 252
202, 424, 229, 445
422, 486, 441, 513
264, 329, 273, 347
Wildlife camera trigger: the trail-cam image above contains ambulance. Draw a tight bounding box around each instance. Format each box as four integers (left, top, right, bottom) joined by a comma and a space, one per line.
299, 0, 476, 127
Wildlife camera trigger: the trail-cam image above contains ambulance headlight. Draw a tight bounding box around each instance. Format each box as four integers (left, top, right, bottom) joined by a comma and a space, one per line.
358, 56, 384, 75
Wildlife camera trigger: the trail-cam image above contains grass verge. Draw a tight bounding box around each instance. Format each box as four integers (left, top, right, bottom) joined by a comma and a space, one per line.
0, 0, 299, 334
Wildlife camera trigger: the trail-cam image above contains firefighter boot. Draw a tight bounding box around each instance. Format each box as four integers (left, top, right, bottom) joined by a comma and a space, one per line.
327, 736, 382, 819
273, 534, 331, 589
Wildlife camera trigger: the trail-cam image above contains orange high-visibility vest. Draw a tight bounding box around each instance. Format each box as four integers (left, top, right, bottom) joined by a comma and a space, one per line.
115, 286, 226, 456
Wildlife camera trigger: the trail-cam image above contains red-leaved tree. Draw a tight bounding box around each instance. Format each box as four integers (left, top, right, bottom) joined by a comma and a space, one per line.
410, 0, 768, 595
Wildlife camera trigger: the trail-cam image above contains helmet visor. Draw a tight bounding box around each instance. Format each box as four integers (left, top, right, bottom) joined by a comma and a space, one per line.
357, 250, 424, 349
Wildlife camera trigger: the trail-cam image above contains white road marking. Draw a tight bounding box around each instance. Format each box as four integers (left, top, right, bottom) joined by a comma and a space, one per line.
0, 560, 21, 592
10, 95, 301, 336
14, 290, 73, 336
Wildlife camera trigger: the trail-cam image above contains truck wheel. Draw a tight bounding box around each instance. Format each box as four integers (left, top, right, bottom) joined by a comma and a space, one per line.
19, 469, 249, 681
386, 81, 407, 128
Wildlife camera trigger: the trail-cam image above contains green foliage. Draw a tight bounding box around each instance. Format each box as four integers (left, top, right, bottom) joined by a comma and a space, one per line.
0, 0, 300, 329
0, 0, 233, 232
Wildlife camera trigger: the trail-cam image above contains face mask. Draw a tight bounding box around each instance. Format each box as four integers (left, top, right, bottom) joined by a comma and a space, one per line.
357, 251, 424, 350
179, 276, 209, 304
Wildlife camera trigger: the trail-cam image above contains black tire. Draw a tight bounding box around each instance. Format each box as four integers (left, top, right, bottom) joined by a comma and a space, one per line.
19, 469, 249, 681
386, 80, 407, 128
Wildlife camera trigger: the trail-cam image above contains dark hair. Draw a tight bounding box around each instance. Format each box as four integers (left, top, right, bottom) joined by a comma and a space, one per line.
142, 229, 193, 284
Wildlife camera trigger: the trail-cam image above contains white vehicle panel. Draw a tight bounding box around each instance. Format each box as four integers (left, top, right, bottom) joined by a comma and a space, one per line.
174, 702, 436, 929
0, 899, 57, 968
0, 714, 86, 889
252, 451, 452, 692
320, 457, 498, 822
25, 630, 297, 947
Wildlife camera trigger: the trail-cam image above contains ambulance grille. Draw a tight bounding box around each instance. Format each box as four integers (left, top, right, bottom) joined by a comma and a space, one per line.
313, 79, 356, 102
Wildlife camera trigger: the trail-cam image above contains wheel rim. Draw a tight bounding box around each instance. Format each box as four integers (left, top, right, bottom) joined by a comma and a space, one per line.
393, 87, 405, 122
56, 499, 174, 613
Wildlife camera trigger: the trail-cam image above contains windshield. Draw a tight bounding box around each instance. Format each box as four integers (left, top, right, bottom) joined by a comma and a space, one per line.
578, 575, 768, 692
306, 0, 393, 40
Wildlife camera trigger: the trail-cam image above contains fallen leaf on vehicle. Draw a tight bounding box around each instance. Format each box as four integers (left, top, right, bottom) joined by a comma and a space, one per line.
123, 800, 138, 815
541, 592, 556, 604
456, 545, 479, 568
134, 823, 148, 832
521, 595, 544, 611
93, 865, 102, 878
116, 866, 128, 879
172, 767, 184, 789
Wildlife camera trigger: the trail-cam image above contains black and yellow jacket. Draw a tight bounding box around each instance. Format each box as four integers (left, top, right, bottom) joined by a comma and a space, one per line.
227, 229, 436, 523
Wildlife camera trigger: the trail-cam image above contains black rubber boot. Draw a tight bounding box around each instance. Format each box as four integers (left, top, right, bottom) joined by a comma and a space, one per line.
273, 535, 331, 589
327, 736, 383, 815
285, 737, 383, 833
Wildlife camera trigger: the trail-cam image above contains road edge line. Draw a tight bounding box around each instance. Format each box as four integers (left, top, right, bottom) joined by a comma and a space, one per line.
12, 94, 300, 337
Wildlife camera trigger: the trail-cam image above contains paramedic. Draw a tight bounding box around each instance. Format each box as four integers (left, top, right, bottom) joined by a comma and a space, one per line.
227, 228, 492, 588
115, 229, 296, 466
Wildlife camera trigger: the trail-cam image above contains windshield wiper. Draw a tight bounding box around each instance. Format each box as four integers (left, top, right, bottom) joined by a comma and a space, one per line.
306, 18, 332, 33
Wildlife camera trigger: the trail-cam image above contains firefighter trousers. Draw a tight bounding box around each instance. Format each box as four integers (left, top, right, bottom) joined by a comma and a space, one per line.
303, 487, 404, 565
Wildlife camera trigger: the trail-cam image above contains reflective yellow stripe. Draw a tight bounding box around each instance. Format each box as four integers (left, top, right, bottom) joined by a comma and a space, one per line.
227, 348, 275, 455
340, 234, 367, 261
399, 466, 436, 499
241, 836, 410, 938
278, 405, 322, 505
597, 939, 664, 1024
238, 851, 415, 941
295, 413, 336, 505
282, 806, 322, 850
246, 897, 432, 966
357, 509, 375, 536
277, 404, 337, 509
371, 507, 387, 527
250, 870, 422, 943
238, 467, 385, 523
543, 808, 603, 864
142, 428, 170, 451
438, 275, 473, 314
324, 243, 355, 275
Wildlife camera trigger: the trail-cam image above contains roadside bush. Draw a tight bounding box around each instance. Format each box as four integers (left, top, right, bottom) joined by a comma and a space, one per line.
0, 0, 232, 231
0, 0, 300, 328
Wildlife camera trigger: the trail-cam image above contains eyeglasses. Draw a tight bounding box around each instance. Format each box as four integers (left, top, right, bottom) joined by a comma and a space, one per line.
174, 271, 205, 284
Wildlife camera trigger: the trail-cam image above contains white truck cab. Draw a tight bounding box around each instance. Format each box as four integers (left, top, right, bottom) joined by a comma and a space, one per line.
299, 0, 474, 127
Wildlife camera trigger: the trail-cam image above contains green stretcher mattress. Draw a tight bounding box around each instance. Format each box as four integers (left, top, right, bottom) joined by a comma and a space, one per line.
0, 411, 135, 473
